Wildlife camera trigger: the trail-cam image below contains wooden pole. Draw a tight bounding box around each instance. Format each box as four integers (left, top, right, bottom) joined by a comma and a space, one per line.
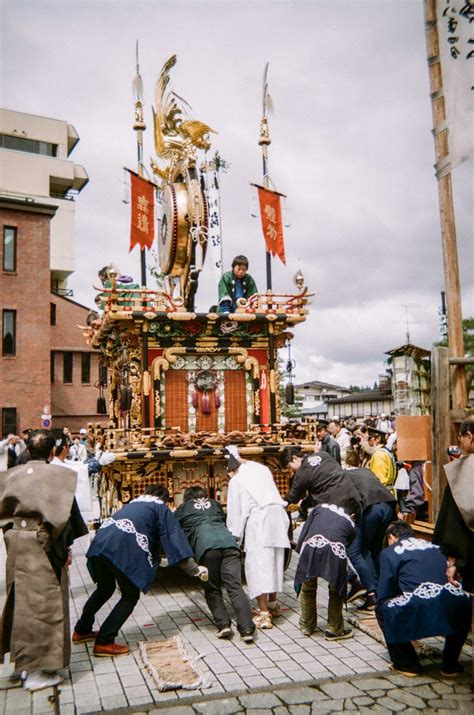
431, 346, 450, 520
424, 0, 467, 409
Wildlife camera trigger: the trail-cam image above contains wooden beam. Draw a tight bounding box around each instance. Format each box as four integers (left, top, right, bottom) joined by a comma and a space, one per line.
431, 346, 450, 520
424, 0, 467, 409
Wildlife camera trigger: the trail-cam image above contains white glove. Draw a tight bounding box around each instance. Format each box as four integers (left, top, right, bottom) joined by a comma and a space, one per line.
196, 566, 209, 582
99, 451, 116, 466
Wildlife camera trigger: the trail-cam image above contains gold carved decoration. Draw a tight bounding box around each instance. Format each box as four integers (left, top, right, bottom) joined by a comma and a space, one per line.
163, 347, 186, 364
142, 370, 150, 396
152, 357, 170, 379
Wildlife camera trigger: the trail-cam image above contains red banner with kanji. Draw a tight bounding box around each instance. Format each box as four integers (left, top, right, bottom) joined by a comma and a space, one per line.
257, 186, 286, 265
129, 172, 155, 252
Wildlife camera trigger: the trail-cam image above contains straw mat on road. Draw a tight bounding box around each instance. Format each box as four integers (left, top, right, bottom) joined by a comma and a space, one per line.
139, 636, 209, 691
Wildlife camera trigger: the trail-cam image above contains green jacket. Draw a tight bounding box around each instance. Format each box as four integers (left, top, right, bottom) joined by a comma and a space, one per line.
174, 497, 238, 562
217, 271, 258, 312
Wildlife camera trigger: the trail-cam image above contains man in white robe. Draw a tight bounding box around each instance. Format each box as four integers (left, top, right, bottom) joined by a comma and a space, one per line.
226, 452, 290, 629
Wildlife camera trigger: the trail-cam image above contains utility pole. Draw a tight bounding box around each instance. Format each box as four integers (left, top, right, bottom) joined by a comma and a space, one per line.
424, 0, 467, 409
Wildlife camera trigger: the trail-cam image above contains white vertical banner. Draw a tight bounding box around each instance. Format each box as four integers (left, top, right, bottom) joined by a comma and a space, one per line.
436, 0, 474, 171
206, 179, 224, 279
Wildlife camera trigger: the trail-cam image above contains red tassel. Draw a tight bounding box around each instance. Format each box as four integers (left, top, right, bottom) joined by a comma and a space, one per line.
202, 392, 210, 414
214, 391, 221, 408
192, 392, 198, 408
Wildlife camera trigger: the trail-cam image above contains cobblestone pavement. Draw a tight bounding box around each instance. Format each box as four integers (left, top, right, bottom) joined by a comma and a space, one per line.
0, 531, 471, 714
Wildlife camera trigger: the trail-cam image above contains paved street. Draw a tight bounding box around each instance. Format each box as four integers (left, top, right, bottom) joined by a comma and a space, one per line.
0, 529, 471, 714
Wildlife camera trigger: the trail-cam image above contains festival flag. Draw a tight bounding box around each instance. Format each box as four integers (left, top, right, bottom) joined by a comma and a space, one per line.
129, 171, 155, 252
257, 185, 286, 265
436, 0, 474, 172
207, 177, 224, 277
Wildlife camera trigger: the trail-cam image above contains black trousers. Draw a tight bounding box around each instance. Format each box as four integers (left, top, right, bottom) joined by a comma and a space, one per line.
75, 555, 140, 645
201, 548, 254, 634
376, 603, 470, 673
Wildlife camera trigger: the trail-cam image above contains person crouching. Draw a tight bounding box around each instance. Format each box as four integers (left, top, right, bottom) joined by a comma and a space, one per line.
175, 486, 255, 642
73, 485, 208, 656
294, 503, 356, 641
376, 520, 471, 677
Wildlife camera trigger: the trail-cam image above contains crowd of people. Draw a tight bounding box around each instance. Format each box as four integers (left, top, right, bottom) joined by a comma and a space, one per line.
0, 416, 472, 692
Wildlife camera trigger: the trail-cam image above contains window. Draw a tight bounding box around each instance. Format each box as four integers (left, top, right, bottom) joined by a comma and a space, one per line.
3, 227, 17, 272
0, 133, 57, 157
2, 408, 17, 438
51, 351, 55, 384
63, 352, 73, 383
50, 303, 56, 326
98, 364, 107, 386
2, 310, 16, 356
81, 352, 91, 384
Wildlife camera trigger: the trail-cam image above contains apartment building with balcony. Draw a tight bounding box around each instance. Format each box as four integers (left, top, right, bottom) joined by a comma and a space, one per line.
1, 108, 105, 435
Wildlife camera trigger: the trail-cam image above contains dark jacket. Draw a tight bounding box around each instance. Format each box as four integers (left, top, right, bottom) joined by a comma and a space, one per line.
285, 453, 362, 519
377, 536, 471, 643
295, 504, 355, 596
346, 468, 396, 512
87, 495, 194, 592
321, 434, 341, 464
175, 497, 238, 562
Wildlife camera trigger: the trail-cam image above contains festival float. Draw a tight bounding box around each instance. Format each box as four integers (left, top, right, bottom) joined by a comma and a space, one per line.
84, 55, 316, 518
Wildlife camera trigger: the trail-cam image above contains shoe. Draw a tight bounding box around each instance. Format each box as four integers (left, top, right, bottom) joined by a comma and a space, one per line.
301, 629, 313, 637
216, 625, 232, 639
253, 611, 273, 629
388, 663, 421, 678
356, 593, 376, 613
72, 630, 98, 644
441, 664, 464, 678
324, 628, 354, 641
346, 579, 367, 604
23, 671, 64, 692
240, 630, 255, 643
93, 642, 130, 657
268, 601, 282, 618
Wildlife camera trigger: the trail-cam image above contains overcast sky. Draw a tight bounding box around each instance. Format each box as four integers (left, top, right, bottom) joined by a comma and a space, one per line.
2, 0, 472, 387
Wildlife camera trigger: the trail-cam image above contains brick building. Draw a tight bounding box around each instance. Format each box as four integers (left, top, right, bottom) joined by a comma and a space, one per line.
1, 109, 106, 436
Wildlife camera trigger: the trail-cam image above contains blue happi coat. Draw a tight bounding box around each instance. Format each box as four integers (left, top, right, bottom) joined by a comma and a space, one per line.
294, 504, 356, 596
87, 496, 194, 592
377, 536, 472, 644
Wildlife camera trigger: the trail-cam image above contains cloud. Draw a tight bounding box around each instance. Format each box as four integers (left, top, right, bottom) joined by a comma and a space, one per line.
2, 0, 472, 388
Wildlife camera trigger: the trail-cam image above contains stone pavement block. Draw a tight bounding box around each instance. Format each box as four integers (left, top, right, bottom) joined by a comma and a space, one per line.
274, 707, 291, 715
243, 675, 270, 687
320, 682, 361, 698
427, 701, 457, 710
310, 701, 345, 713
431, 682, 454, 694
288, 706, 311, 714
239, 692, 281, 709
69, 660, 92, 673
278, 686, 328, 705
378, 696, 407, 711
125, 684, 152, 699
206, 661, 234, 674
151, 689, 179, 702
385, 673, 434, 687
120, 673, 148, 687
194, 696, 241, 714
58, 705, 75, 715
100, 693, 129, 709
150, 707, 195, 715
327, 663, 355, 677
352, 677, 393, 690
391, 689, 427, 709
258, 666, 285, 678
216, 673, 245, 692
353, 695, 375, 706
